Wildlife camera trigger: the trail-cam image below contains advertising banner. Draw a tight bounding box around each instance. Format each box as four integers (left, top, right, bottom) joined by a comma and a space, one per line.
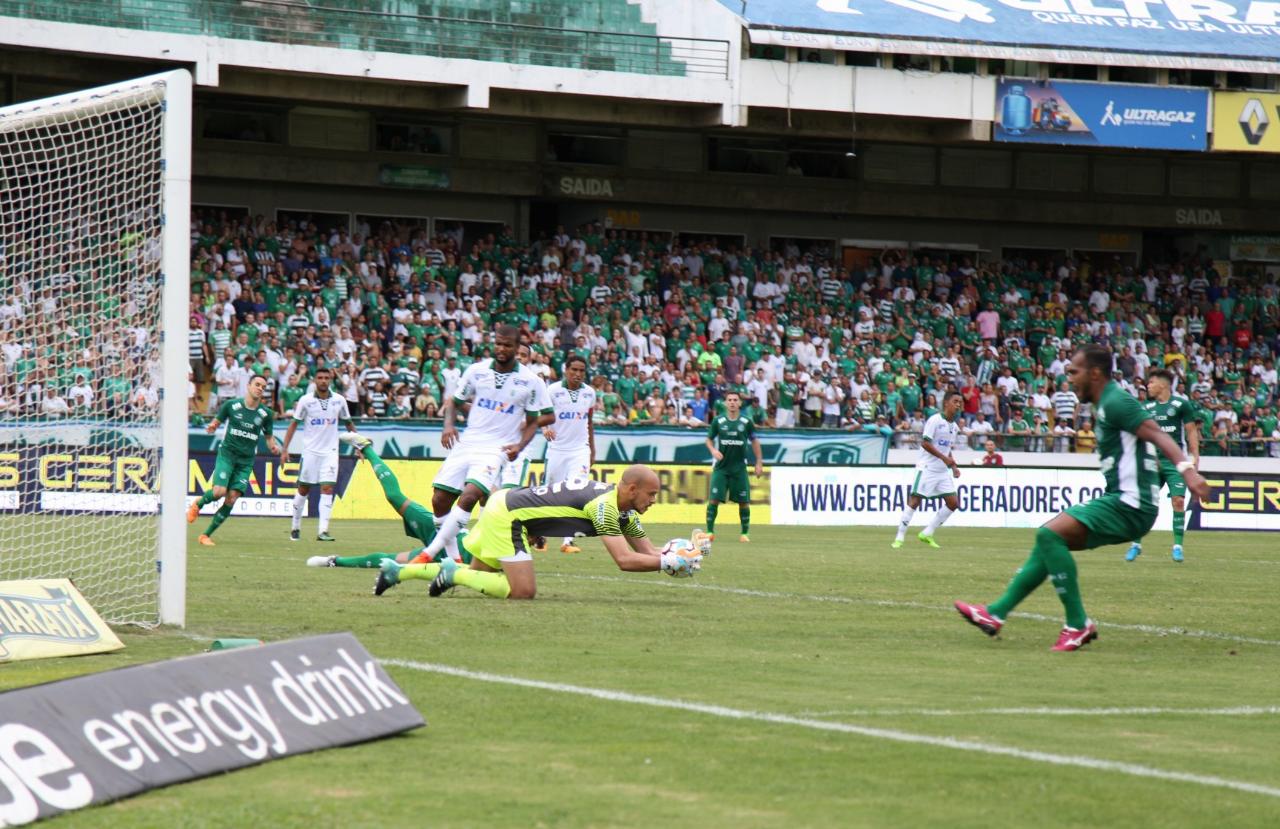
0, 580, 123, 662
1229, 235, 1280, 261
723, 0, 1280, 65
0, 633, 422, 825
771, 466, 1178, 530
1190, 472, 1280, 531
1212, 91, 1280, 152
190, 424, 889, 465
994, 80, 1208, 150
0, 446, 159, 516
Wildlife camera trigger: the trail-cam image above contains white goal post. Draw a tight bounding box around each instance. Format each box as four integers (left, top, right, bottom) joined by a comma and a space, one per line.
0, 70, 191, 627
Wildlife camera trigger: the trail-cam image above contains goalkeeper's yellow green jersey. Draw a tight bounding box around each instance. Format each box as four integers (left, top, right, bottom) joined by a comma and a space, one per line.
502, 480, 648, 540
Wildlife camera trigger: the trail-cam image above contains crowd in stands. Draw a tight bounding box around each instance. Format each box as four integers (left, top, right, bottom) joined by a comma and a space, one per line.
184, 208, 1280, 457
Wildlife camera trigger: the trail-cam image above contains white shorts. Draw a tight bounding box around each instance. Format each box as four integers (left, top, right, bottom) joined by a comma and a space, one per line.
434, 445, 505, 495
298, 450, 339, 485
545, 447, 591, 485
500, 454, 532, 489
909, 467, 957, 499
774, 408, 796, 428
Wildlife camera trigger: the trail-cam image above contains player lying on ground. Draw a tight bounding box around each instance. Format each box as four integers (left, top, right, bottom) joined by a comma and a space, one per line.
374, 465, 708, 600
705, 390, 764, 542
187, 374, 280, 546
1125, 368, 1201, 564
893, 391, 964, 549
280, 366, 356, 542
955, 345, 1209, 651
305, 434, 463, 568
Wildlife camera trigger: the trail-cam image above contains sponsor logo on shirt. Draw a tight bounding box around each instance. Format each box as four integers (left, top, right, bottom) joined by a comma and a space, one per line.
476, 397, 518, 414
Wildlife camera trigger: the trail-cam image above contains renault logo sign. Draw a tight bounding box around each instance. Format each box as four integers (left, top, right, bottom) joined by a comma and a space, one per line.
1239, 98, 1269, 145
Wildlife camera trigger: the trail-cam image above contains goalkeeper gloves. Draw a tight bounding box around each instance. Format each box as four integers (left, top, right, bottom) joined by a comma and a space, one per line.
690, 529, 713, 557
660, 550, 701, 578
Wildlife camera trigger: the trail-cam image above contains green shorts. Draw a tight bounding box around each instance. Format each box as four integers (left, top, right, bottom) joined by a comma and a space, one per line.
400, 500, 437, 547
709, 467, 751, 503
211, 453, 254, 495
1156, 459, 1186, 499
1064, 493, 1158, 550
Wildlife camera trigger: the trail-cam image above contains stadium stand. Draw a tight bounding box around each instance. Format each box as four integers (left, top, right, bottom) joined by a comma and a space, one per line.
181, 209, 1280, 457
0, 0, 702, 76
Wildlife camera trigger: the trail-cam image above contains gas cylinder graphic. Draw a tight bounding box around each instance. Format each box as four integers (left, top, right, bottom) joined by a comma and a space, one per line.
1000, 85, 1032, 135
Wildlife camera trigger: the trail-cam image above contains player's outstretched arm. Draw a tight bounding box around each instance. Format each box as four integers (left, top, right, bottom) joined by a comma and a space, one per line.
602, 535, 661, 571
1136, 420, 1209, 500
280, 419, 299, 460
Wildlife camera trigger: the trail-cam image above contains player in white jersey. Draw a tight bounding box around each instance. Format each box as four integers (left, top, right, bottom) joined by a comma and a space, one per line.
893, 391, 964, 549
499, 343, 541, 492
281, 366, 355, 541
541, 354, 596, 553
418, 325, 553, 562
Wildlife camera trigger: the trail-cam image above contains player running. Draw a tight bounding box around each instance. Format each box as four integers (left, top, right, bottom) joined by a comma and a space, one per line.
955, 346, 1208, 651
705, 390, 764, 542
280, 366, 355, 542
498, 342, 541, 491
374, 466, 707, 600
1125, 368, 1201, 563
541, 354, 596, 553
893, 391, 963, 549
415, 325, 553, 563
186, 374, 281, 546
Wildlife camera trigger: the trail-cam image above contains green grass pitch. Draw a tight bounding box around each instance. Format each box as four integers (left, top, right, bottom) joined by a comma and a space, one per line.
4, 520, 1279, 827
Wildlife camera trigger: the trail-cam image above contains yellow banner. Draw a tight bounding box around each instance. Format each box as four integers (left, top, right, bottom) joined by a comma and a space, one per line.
0, 579, 124, 662
1212, 92, 1280, 152
332, 461, 771, 526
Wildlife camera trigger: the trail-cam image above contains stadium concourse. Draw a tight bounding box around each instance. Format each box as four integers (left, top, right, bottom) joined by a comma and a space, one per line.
186, 210, 1280, 457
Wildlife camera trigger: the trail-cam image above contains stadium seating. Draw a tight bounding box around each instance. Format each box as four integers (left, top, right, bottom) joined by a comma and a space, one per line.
0, 0, 686, 75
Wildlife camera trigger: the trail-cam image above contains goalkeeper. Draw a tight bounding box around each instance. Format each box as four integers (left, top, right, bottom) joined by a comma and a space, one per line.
374, 465, 706, 600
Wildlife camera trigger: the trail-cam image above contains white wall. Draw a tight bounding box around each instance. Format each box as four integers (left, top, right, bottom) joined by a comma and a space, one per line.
888, 448, 1277, 475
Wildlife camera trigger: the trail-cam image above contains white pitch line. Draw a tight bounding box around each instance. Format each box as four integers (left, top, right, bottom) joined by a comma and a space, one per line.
546, 574, 1280, 648
381, 657, 1280, 800
796, 706, 1280, 718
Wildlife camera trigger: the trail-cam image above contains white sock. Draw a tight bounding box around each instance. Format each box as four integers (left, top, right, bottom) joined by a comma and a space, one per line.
423, 504, 470, 557
291, 493, 306, 530
318, 493, 334, 534
924, 506, 955, 536
895, 506, 916, 542
563, 536, 573, 546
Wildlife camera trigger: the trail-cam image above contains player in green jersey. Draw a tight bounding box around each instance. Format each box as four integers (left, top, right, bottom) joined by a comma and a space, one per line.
955, 346, 1209, 651
1125, 369, 1201, 563
186, 374, 281, 546
705, 391, 765, 542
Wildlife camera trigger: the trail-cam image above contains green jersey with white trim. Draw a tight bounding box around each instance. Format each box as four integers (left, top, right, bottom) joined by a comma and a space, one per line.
707, 414, 754, 471
1094, 382, 1158, 511
215, 398, 275, 462
1143, 394, 1198, 452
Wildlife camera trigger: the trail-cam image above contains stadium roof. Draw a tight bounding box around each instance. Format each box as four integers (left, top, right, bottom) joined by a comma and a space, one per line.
722, 0, 1280, 72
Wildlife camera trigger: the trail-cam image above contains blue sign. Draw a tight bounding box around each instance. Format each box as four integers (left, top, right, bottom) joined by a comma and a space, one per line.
723, 0, 1280, 64
994, 80, 1208, 150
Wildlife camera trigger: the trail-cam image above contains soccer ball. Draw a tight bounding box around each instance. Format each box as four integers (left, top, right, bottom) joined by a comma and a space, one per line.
662, 538, 695, 557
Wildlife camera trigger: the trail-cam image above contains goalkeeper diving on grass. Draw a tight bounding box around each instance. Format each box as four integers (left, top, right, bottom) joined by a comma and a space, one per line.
373, 463, 708, 600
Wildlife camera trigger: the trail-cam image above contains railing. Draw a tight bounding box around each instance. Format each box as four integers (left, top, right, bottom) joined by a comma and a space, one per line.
1, 0, 732, 79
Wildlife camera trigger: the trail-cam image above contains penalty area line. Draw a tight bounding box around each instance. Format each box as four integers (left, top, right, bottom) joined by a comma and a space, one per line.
545, 574, 1280, 648
380, 657, 1280, 800
796, 705, 1280, 718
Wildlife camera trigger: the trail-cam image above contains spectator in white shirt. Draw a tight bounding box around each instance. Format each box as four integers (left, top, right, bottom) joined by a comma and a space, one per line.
41, 387, 70, 418
68, 374, 94, 412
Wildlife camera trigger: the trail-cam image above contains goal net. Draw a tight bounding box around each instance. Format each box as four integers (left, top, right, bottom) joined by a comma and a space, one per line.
0, 71, 191, 627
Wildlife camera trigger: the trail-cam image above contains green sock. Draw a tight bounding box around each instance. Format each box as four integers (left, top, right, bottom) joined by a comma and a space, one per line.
334, 553, 397, 569
197, 490, 219, 507
706, 502, 719, 533
1035, 527, 1088, 629
362, 446, 407, 512
203, 503, 234, 537
987, 526, 1063, 619
739, 503, 750, 535
1173, 510, 1185, 546
400, 563, 442, 581
454, 568, 511, 599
